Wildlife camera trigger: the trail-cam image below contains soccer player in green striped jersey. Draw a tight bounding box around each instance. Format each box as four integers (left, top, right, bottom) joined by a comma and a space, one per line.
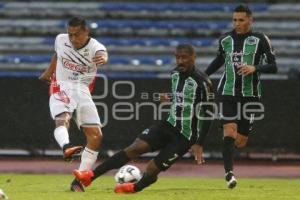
73, 44, 214, 193
205, 5, 277, 189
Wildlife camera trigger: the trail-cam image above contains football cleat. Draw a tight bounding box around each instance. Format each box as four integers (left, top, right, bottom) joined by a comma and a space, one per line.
114, 183, 135, 194
70, 179, 85, 192
225, 171, 237, 189
63, 145, 83, 162
73, 169, 94, 187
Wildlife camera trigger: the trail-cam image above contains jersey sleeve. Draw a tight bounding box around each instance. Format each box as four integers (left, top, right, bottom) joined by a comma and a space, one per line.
205, 38, 225, 76
93, 40, 107, 55
195, 80, 214, 146
54, 34, 62, 53
255, 34, 277, 73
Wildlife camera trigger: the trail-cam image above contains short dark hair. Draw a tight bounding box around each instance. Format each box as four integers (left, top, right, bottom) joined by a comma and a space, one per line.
68, 17, 86, 29
176, 44, 196, 56
234, 4, 252, 16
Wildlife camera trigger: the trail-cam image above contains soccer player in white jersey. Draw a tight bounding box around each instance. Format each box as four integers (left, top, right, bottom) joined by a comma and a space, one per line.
40, 17, 108, 192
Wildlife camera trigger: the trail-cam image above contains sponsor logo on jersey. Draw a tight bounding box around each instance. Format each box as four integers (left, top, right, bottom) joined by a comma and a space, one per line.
228, 51, 244, 68
62, 58, 88, 73
186, 80, 195, 90
83, 49, 89, 56
246, 36, 258, 45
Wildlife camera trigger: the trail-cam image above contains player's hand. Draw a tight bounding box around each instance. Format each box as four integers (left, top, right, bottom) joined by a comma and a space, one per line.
92, 54, 106, 65
39, 73, 51, 84
159, 93, 170, 102
237, 65, 256, 76
189, 144, 205, 165
92, 53, 108, 66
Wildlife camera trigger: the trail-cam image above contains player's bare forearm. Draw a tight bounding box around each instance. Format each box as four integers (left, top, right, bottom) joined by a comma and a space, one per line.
190, 144, 205, 165
93, 51, 108, 66
237, 64, 256, 76
159, 93, 170, 102
237, 63, 277, 76
39, 53, 57, 83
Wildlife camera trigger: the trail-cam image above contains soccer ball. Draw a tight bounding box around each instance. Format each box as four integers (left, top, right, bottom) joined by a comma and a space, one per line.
0, 189, 8, 200
114, 165, 142, 184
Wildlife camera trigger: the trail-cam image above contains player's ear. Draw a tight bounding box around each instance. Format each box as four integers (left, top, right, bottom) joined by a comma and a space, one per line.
84, 26, 90, 35
192, 52, 196, 61
248, 16, 253, 25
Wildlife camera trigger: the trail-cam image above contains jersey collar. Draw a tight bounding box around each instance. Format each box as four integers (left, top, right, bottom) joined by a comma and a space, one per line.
75, 37, 91, 50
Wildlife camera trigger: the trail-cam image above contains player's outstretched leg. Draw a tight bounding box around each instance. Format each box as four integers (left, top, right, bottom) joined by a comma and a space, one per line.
70, 126, 101, 191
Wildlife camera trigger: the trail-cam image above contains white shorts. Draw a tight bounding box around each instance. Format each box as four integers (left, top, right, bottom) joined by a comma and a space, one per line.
49, 89, 102, 128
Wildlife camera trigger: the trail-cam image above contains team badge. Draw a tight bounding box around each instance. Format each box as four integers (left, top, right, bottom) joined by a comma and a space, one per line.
246, 36, 258, 45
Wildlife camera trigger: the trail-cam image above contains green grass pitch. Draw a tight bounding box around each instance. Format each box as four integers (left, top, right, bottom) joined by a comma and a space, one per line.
0, 174, 300, 200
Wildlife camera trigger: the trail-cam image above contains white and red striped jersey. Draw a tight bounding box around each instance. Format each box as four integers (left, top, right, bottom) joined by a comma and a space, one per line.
54, 34, 106, 93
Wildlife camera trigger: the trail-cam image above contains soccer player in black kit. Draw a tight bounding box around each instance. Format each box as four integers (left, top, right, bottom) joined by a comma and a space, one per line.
205, 5, 277, 189
73, 44, 214, 193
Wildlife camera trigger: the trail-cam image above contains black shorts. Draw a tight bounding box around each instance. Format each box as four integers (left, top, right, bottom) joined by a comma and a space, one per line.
218, 95, 262, 136
138, 121, 192, 171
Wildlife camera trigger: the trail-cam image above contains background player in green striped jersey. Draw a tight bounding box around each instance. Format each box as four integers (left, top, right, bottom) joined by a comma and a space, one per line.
205, 4, 277, 189
72, 44, 214, 193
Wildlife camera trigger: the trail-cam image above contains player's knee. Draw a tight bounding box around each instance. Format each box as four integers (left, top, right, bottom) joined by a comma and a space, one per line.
235, 133, 248, 148
55, 113, 70, 128
223, 124, 237, 137
55, 118, 69, 128
85, 127, 102, 141
235, 138, 248, 148
91, 132, 102, 142
235, 141, 247, 148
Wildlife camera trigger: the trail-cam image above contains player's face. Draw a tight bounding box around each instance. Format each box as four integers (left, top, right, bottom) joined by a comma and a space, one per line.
175, 49, 196, 72
68, 25, 89, 49
233, 12, 253, 34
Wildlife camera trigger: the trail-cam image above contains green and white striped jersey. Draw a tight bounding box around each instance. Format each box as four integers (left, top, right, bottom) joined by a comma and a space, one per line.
166, 67, 214, 144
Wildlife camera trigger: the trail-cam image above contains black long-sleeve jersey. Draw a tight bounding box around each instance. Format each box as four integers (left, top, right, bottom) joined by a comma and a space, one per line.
205, 30, 277, 98
166, 67, 214, 145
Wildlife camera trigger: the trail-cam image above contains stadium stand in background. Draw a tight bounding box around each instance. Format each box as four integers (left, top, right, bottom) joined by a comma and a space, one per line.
0, 1, 300, 77
1, 1, 300, 159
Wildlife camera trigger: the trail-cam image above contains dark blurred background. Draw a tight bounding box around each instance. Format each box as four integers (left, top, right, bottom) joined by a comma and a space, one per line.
0, 0, 300, 160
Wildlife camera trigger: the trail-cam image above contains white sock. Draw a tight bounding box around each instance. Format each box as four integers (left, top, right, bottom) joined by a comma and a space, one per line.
54, 126, 69, 149
79, 147, 99, 171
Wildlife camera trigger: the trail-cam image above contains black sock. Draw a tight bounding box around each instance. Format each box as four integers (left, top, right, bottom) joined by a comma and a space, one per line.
62, 143, 71, 152
134, 173, 157, 192
92, 150, 130, 180
222, 136, 235, 173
